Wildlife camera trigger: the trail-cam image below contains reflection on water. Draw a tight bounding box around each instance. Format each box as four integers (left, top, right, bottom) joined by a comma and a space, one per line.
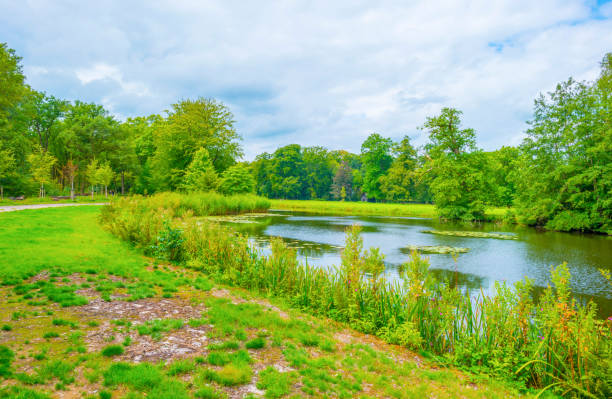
220, 211, 612, 316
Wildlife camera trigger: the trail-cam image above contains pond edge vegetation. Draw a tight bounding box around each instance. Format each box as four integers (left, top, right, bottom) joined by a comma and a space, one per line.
100, 192, 612, 398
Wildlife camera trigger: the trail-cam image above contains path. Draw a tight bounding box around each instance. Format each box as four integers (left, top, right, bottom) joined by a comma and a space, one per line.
0, 202, 108, 212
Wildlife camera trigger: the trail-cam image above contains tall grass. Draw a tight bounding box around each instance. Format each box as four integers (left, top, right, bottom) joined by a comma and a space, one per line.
101, 194, 611, 398
99, 192, 270, 249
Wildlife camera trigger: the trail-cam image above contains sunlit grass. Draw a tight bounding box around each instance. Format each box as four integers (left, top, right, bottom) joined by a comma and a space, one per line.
270, 199, 509, 220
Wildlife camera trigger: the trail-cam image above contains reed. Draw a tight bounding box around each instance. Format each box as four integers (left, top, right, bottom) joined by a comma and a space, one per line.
101, 195, 611, 398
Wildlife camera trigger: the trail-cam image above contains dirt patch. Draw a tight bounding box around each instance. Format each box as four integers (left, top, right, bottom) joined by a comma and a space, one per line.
76, 297, 205, 322
74, 296, 210, 362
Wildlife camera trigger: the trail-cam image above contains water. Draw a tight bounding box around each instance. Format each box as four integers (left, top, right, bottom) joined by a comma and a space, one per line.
226, 211, 612, 317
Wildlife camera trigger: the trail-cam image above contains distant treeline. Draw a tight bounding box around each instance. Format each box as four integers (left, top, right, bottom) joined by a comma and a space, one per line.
1, 42, 610, 232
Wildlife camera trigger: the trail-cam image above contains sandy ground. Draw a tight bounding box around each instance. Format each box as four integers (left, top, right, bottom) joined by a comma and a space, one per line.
0, 203, 108, 212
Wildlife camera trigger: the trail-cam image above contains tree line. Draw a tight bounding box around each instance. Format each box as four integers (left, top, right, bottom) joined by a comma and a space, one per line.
1, 43, 609, 232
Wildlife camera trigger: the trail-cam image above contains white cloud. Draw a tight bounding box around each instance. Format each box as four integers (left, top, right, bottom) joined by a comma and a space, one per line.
1, 0, 610, 159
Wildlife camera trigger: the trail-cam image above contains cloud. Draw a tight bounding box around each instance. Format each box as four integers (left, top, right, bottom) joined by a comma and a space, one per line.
1, 0, 610, 159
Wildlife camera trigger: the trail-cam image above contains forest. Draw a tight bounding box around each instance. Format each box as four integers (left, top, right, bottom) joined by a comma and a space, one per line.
1, 42, 610, 233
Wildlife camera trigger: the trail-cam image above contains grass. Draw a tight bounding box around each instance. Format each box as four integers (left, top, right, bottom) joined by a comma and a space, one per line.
0, 194, 109, 206
0, 203, 541, 398
270, 199, 510, 220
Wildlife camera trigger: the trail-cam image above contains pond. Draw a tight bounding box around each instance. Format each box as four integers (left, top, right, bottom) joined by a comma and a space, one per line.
222, 211, 612, 317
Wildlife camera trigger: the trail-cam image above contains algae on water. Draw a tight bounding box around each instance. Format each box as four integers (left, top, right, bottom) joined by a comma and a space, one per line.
422, 230, 518, 240
404, 245, 469, 254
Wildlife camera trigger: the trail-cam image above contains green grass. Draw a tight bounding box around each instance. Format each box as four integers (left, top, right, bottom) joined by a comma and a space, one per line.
0, 194, 109, 206
0, 206, 149, 281
101, 345, 125, 357
270, 199, 510, 220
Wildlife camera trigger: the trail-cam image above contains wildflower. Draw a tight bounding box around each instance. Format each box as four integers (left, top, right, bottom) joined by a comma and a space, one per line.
607, 316, 612, 322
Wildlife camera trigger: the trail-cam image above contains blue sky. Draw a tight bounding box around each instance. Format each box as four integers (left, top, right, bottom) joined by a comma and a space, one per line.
1, 0, 611, 159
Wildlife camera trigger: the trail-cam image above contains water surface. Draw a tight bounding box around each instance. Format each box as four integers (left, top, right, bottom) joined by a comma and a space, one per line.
228, 211, 612, 316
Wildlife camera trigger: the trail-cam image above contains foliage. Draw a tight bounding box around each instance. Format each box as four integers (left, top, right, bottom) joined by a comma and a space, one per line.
218, 163, 255, 195
360, 133, 393, 201
26, 147, 57, 197
151, 98, 241, 190
180, 147, 219, 192
514, 53, 612, 233
421, 108, 488, 220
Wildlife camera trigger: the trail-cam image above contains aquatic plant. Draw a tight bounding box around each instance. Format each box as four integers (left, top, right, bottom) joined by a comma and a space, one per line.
404, 245, 469, 254
422, 230, 518, 240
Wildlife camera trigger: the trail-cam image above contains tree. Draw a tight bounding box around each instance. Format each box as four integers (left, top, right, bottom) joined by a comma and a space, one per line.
0, 43, 25, 122
97, 163, 114, 197
0, 148, 15, 199
423, 107, 476, 157
181, 147, 219, 192
302, 146, 335, 199
330, 161, 354, 200
152, 98, 242, 190
62, 160, 78, 200
86, 159, 100, 199
218, 164, 255, 195
360, 133, 393, 201
269, 144, 305, 199
421, 108, 487, 220
27, 147, 56, 198
380, 136, 418, 202
514, 53, 612, 232
21, 91, 67, 152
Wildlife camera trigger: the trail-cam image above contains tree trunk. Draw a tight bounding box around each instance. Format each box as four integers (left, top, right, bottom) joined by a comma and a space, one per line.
91, 185, 94, 200
1, 185, 3, 200
105, 185, 108, 197
121, 171, 125, 195
70, 177, 75, 201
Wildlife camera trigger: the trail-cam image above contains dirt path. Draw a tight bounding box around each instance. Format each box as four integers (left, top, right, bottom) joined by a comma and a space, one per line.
0, 203, 108, 212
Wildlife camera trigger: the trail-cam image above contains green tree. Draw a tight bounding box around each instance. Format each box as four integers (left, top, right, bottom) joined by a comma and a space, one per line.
269, 144, 304, 199
302, 146, 335, 199
515, 53, 612, 232
152, 98, 242, 190
86, 159, 100, 199
218, 164, 255, 195
20, 91, 67, 152
0, 43, 25, 123
380, 136, 418, 202
27, 147, 56, 198
422, 108, 486, 220
0, 148, 15, 199
330, 161, 354, 200
54, 101, 122, 193
360, 133, 393, 201
62, 160, 78, 200
96, 162, 114, 197
181, 147, 219, 192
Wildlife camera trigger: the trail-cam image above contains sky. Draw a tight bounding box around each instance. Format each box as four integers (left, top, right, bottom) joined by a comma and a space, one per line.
1, 1, 611, 160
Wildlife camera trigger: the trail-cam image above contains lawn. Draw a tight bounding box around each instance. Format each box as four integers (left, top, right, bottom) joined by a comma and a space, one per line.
0, 206, 530, 398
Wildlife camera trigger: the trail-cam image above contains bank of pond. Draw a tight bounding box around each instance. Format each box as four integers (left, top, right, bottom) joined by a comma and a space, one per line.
99, 193, 611, 398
